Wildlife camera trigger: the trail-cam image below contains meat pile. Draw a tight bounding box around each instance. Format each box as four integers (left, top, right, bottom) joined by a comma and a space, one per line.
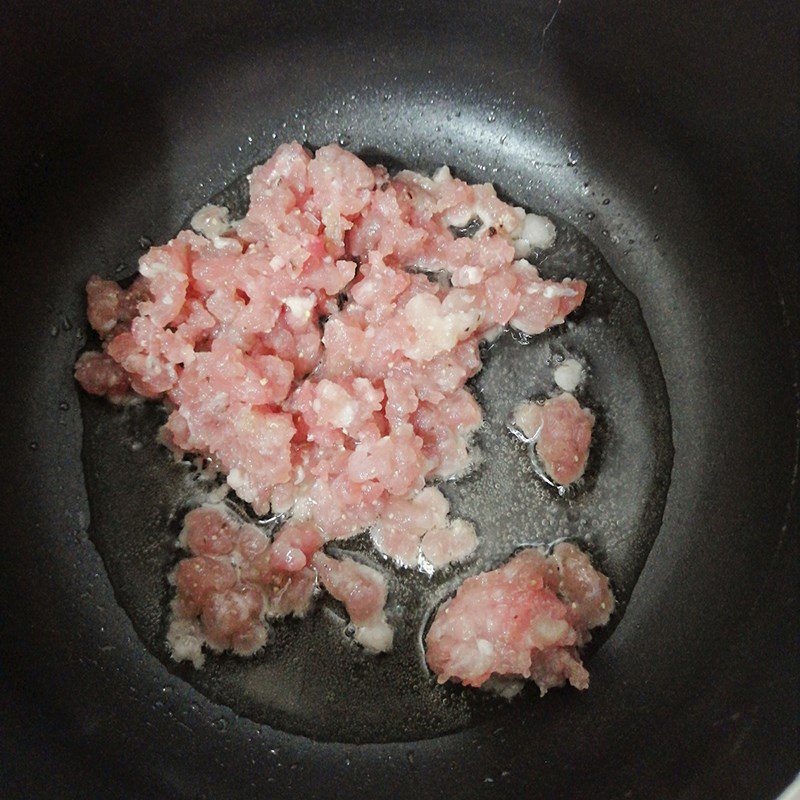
425, 542, 614, 693
76, 141, 607, 691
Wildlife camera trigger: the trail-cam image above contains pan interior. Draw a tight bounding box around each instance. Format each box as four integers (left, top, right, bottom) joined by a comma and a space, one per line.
79, 161, 672, 743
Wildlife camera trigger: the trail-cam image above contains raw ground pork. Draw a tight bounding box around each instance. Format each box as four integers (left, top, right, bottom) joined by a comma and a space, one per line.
425, 542, 613, 693
166, 504, 391, 666
76, 142, 599, 682
512, 392, 595, 486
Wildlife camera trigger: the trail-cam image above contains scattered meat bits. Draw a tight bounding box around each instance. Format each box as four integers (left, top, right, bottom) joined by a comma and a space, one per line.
167, 503, 398, 664
425, 543, 614, 693
168, 506, 327, 666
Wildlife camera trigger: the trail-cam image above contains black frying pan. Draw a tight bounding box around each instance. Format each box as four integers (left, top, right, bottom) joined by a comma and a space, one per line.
1, 2, 798, 798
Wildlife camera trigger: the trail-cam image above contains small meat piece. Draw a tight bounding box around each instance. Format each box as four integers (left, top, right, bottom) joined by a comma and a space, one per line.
260, 521, 324, 617
293, 376, 383, 443
412, 389, 483, 479
166, 617, 205, 668
86, 275, 125, 337
371, 486, 478, 570
347, 424, 427, 497
168, 508, 324, 666
85, 274, 151, 339
509, 260, 586, 336
425, 546, 613, 694
312, 552, 393, 653
74, 350, 131, 403
401, 292, 480, 362
268, 521, 325, 573
307, 144, 375, 244
201, 583, 265, 653
551, 541, 614, 634
420, 518, 478, 569
191, 204, 232, 238
553, 358, 583, 393
218, 410, 297, 513
136, 235, 196, 328
173, 555, 237, 617
512, 393, 595, 486
511, 212, 557, 258
181, 505, 236, 556
268, 566, 318, 618
370, 486, 450, 567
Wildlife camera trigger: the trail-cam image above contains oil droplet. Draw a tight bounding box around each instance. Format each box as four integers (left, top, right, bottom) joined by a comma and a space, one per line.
602, 198, 610, 205
586, 212, 595, 220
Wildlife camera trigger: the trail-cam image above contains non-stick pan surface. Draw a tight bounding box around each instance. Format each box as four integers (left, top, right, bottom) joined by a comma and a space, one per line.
1, 2, 797, 799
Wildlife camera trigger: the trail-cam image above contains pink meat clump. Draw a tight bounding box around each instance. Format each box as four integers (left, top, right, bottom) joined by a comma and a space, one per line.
312, 551, 393, 652
512, 392, 595, 486
371, 486, 477, 569
425, 543, 614, 694
167, 504, 394, 665
75, 142, 586, 573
